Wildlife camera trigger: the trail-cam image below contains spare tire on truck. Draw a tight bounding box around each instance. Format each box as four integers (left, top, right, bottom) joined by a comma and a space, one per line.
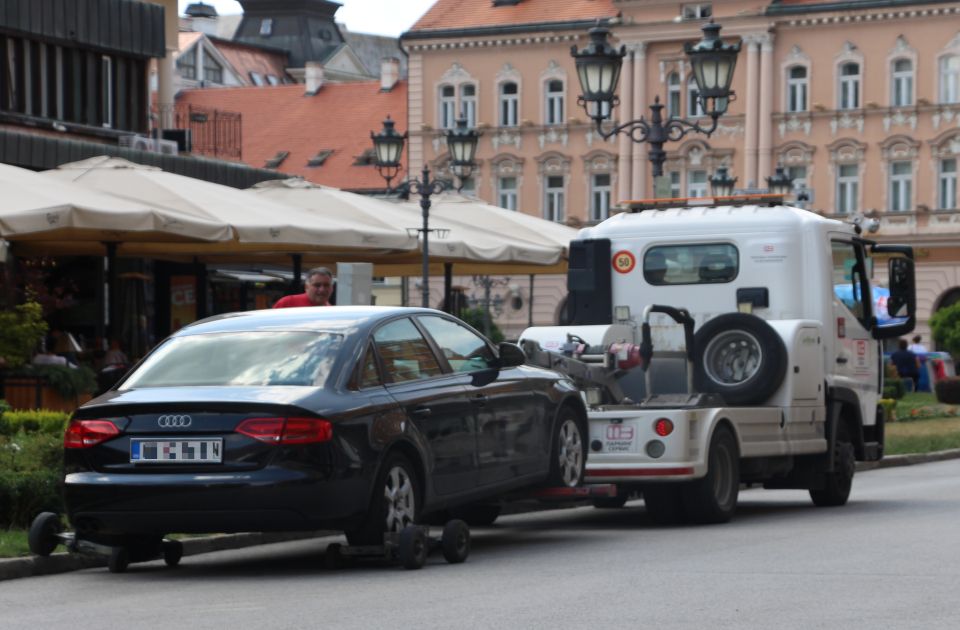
692, 313, 787, 406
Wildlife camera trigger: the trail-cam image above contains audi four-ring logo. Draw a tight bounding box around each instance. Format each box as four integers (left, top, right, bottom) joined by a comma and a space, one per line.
157, 414, 192, 428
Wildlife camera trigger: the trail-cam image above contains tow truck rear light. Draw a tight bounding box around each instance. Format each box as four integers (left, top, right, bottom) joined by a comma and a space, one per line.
64, 420, 121, 449
654, 418, 674, 437
236, 417, 332, 445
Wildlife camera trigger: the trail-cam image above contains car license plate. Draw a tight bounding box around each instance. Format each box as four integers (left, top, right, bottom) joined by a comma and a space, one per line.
603, 424, 636, 453
130, 438, 223, 463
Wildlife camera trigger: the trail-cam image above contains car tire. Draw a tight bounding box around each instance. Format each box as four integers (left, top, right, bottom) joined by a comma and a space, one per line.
108, 547, 130, 574
163, 540, 183, 568
810, 423, 855, 507
643, 485, 687, 525
548, 408, 586, 488
450, 503, 502, 527
682, 424, 740, 524
693, 313, 787, 406
28, 512, 61, 557
346, 453, 420, 547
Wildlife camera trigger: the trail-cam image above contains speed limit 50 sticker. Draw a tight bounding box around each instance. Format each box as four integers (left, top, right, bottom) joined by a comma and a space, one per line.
612, 250, 636, 274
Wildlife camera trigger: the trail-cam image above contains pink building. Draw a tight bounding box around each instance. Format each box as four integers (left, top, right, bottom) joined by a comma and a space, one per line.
404, 0, 960, 341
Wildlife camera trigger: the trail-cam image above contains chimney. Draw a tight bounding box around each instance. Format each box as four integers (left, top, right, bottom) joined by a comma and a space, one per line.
305, 62, 325, 95
380, 57, 400, 92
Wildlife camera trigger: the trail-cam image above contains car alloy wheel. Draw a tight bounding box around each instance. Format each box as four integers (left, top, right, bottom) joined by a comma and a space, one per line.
554, 415, 585, 487
383, 463, 417, 534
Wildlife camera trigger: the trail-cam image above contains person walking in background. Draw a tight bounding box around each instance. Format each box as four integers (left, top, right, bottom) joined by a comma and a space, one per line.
890, 338, 920, 392
908, 334, 928, 354
273, 267, 334, 308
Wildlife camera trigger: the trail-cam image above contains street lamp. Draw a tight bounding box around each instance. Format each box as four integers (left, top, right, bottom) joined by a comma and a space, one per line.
371, 115, 481, 308
766, 165, 794, 197
709, 166, 737, 197
571, 20, 740, 177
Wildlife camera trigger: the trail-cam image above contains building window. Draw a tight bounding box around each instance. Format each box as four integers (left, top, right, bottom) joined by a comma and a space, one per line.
888, 161, 912, 212
101, 55, 113, 128
545, 79, 564, 126
249, 72, 265, 86
439, 84, 456, 129
687, 170, 708, 198
667, 72, 681, 119
591, 173, 612, 221
203, 54, 223, 84
259, 19, 273, 36
687, 75, 703, 117
941, 55, 960, 104
499, 81, 518, 127
498, 176, 518, 210
177, 48, 197, 80
682, 3, 712, 19
787, 66, 807, 113
544, 175, 565, 222
787, 165, 807, 195
939, 158, 957, 210
891, 59, 913, 107
461, 84, 476, 127
669, 171, 682, 198
459, 176, 477, 197
838, 62, 860, 110
836, 164, 858, 214
266, 74, 280, 86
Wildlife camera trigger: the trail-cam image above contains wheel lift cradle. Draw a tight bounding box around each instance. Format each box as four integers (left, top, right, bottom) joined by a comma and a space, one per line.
28, 511, 183, 574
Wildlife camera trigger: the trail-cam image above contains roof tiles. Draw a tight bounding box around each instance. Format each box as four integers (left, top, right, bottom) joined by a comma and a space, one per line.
408, 0, 618, 34
175, 81, 407, 191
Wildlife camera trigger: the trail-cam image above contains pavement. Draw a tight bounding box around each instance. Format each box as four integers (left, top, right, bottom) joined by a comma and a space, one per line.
3, 448, 959, 582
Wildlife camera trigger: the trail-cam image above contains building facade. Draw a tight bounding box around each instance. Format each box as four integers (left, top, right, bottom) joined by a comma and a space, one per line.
404, 0, 960, 342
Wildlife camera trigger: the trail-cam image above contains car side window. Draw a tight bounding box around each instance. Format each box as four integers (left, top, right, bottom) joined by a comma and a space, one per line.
357, 344, 382, 389
418, 315, 496, 373
373, 318, 443, 383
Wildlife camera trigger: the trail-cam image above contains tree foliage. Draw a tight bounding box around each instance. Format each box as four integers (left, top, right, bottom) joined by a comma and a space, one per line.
0, 302, 48, 369
930, 302, 960, 358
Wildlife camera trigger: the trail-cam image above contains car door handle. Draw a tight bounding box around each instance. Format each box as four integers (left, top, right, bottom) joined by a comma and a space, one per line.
470, 394, 488, 407
411, 406, 432, 419
836, 356, 848, 364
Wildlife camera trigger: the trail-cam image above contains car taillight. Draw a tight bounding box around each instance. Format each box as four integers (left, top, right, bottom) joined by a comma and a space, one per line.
236, 417, 332, 445
64, 420, 121, 449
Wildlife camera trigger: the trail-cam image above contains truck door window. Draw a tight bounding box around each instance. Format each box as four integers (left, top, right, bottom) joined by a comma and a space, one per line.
831, 241, 869, 325
644, 243, 738, 285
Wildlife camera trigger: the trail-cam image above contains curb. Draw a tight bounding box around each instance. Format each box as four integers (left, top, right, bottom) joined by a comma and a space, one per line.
5, 448, 960, 581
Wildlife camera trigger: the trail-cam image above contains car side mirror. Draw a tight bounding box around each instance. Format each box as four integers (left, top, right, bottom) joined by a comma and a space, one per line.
497, 342, 526, 368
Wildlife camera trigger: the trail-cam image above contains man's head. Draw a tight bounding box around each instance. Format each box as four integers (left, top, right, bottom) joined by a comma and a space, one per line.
898, 338, 909, 350
304, 267, 334, 305
912, 334, 922, 344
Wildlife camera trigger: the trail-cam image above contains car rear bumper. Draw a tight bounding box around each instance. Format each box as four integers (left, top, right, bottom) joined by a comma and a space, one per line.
64, 468, 370, 535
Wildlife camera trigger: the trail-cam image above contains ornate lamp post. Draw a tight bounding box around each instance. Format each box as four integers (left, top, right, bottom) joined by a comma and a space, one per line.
709, 166, 737, 197
371, 115, 481, 308
766, 165, 794, 197
571, 20, 741, 178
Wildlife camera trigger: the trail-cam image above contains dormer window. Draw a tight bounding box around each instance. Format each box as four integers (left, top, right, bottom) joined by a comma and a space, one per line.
682, 3, 712, 19
493, 0, 521, 6
264, 151, 289, 168
260, 18, 273, 37
307, 149, 334, 167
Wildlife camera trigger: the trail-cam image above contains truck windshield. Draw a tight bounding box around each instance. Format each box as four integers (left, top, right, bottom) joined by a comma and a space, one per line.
643, 243, 739, 285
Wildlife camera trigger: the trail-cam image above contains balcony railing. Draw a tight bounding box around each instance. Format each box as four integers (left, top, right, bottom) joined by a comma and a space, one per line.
152, 104, 242, 160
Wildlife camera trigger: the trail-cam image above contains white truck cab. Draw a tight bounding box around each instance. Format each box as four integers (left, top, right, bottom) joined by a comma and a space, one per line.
521, 197, 916, 524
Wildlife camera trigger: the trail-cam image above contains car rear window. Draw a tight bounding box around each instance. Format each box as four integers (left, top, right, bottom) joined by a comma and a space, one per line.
119, 331, 342, 388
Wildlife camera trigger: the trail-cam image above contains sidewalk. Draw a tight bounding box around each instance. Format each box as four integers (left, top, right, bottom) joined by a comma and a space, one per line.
4, 449, 959, 582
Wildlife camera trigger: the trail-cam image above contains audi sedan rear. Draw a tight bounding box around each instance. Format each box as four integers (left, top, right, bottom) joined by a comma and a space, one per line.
64, 306, 586, 554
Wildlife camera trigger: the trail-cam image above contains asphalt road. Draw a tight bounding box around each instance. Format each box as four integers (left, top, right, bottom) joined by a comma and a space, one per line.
3, 459, 960, 630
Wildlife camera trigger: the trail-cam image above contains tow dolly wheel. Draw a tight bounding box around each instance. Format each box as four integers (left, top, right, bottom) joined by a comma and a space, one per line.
441, 520, 470, 564
398, 526, 428, 570
108, 547, 130, 574
163, 540, 183, 568
28, 512, 62, 557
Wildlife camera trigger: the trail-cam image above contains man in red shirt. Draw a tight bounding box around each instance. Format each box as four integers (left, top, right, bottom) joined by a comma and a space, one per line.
273, 267, 334, 308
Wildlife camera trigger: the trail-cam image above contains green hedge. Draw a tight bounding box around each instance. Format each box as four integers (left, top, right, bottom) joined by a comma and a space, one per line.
0, 408, 69, 528
883, 378, 906, 400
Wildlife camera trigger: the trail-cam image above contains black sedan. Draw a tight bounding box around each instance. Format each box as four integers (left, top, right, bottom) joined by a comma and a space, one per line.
62, 306, 587, 555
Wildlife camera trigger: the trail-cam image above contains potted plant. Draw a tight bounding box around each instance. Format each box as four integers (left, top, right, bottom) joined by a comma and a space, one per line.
0, 302, 96, 411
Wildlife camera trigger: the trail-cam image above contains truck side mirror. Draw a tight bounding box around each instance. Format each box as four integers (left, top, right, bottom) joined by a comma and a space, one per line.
887, 257, 914, 319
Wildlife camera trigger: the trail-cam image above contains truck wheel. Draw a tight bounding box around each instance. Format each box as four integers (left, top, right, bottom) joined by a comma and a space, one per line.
643, 486, 687, 525
682, 425, 740, 524
346, 454, 420, 546
548, 408, 586, 487
28, 512, 62, 557
693, 313, 787, 406
810, 425, 855, 507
